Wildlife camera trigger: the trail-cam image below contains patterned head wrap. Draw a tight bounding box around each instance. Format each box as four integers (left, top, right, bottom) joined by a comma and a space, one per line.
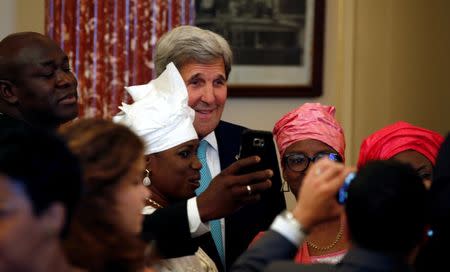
273, 103, 346, 161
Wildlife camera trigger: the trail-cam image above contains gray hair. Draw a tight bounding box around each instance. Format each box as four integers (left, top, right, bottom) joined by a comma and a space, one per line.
155, 25, 232, 78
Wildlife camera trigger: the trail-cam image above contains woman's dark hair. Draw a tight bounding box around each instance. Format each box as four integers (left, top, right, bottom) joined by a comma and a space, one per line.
60, 119, 146, 272
0, 123, 82, 238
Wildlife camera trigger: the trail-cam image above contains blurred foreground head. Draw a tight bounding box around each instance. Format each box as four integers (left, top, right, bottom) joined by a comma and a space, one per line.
60, 118, 149, 272
0, 124, 82, 271
346, 160, 427, 256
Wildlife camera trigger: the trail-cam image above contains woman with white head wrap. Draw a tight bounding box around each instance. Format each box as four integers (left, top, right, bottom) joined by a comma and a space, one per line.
114, 63, 218, 272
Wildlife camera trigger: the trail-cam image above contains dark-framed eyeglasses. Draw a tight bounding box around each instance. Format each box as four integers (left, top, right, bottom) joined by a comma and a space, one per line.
283, 152, 343, 173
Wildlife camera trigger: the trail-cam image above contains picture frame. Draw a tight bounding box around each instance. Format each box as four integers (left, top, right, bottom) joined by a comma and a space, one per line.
195, 0, 325, 97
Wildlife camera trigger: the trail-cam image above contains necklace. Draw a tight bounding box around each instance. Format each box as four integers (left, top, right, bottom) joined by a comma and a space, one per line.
306, 223, 344, 251
146, 198, 164, 209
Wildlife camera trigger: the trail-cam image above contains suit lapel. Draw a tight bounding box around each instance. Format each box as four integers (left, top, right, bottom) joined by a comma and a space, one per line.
215, 120, 244, 170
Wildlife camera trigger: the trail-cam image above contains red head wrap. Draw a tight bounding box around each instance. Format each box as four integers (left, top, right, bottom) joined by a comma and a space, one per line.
357, 121, 444, 168
273, 103, 346, 161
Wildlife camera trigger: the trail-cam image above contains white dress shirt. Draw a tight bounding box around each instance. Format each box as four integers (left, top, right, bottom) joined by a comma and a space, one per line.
187, 131, 225, 246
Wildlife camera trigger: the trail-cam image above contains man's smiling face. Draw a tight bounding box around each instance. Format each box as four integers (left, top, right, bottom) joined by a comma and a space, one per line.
180, 58, 227, 138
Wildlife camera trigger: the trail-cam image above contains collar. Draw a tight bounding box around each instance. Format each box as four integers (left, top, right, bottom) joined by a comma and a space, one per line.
202, 131, 218, 152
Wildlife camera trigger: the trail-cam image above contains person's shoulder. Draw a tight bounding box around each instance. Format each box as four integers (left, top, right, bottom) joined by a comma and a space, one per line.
217, 120, 248, 131
0, 114, 34, 138
215, 120, 247, 140
266, 261, 334, 272
0, 114, 27, 127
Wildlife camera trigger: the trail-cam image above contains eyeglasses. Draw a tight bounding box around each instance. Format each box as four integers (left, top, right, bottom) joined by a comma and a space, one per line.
283, 152, 342, 173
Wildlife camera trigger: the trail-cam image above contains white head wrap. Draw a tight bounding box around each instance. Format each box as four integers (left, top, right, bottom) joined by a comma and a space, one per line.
113, 62, 197, 154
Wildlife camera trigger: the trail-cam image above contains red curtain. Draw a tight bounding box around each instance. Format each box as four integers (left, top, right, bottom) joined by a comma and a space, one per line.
45, 0, 194, 118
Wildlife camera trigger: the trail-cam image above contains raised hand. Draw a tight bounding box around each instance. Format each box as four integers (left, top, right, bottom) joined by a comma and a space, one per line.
197, 156, 273, 222
292, 159, 355, 231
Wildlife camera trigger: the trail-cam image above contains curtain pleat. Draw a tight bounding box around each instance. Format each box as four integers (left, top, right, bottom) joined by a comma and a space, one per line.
46, 0, 194, 119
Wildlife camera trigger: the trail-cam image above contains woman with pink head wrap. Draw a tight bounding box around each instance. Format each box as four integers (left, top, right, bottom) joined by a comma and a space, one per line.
357, 121, 444, 188
273, 103, 346, 195
253, 103, 348, 264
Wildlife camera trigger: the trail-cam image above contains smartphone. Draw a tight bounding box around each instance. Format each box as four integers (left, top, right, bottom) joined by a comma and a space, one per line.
337, 172, 356, 204
237, 129, 282, 182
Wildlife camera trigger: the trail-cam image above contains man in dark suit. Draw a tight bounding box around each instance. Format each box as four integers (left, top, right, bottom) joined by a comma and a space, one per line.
232, 160, 428, 272
149, 25, 286, 270
0, 32, 78, 131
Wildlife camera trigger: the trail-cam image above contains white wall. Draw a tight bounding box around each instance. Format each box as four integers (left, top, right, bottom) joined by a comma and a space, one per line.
351, 0, 450, 165
0, 0, 45, 37
0, 1, 16, 37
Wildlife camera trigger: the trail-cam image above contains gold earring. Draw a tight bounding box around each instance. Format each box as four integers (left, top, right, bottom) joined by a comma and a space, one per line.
143, 169, 151, 186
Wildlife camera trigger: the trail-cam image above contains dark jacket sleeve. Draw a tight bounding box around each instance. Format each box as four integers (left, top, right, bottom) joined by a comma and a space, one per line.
265, 262, 332, 272
141, 201, 198, 258
231, 230, 298, 272
215, 121, 287, 269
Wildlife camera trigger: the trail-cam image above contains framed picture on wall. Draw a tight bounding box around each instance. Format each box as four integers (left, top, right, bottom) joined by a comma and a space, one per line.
195, 0, 325, 97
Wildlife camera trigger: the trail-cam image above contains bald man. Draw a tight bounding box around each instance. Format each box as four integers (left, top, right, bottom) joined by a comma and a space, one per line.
0, 32, 78, 131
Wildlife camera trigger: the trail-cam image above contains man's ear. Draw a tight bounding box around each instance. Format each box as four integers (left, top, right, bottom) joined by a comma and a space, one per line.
0, 80, 18, 104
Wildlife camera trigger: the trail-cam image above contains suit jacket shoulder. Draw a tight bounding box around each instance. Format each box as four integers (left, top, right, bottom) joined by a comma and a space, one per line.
214, 120, 246, 170
266, 247, 414, 272
233, 230, 335, 272
231, 230, 299, 272
0, 113, 31, 131
266, 262, 334, 272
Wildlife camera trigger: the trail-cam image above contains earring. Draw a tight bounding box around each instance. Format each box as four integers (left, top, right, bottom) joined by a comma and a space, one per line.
281, 180, 290, 192
281, 175, 290, 193
143, 169, 151, 186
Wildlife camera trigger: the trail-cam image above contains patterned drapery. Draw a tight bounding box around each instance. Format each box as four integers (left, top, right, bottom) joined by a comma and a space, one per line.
45, 0, 194, 118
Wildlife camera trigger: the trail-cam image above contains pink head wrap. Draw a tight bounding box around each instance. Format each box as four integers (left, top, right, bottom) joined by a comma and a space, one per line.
273, 103, 346, 161
357, 121, 444, 169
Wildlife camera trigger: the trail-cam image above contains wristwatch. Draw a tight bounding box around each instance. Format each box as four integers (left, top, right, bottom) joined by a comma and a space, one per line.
279, 210, 309, 235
